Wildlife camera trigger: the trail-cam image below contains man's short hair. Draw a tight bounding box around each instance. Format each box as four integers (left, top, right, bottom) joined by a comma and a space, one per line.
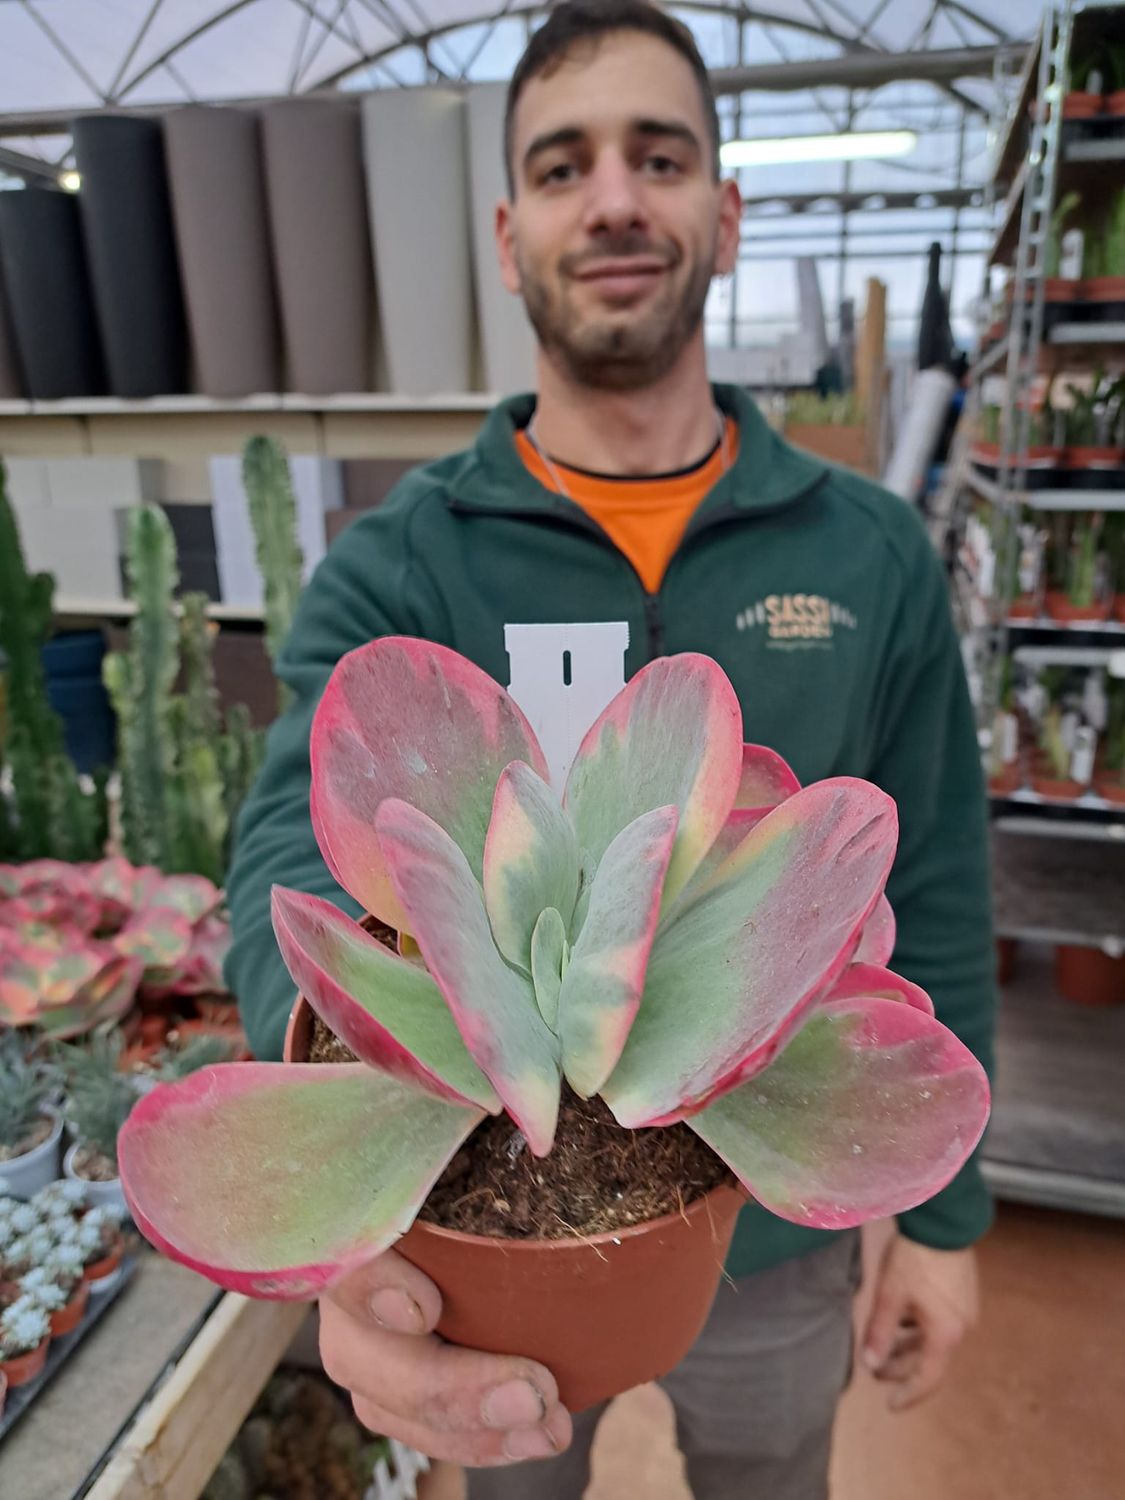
503, 0, 722, 197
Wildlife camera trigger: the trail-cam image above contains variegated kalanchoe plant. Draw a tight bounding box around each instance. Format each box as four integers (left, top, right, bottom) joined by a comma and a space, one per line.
120, 640, 990, 1298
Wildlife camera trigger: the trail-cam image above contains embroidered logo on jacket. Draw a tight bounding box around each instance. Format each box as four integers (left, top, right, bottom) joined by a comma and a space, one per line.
735, 594, 858, 649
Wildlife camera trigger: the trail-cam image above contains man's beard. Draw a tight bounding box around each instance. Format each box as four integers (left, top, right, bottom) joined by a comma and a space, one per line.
518, 231, 716, 393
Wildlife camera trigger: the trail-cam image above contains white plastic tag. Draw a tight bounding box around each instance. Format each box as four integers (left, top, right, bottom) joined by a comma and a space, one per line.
505, 622, 630, 793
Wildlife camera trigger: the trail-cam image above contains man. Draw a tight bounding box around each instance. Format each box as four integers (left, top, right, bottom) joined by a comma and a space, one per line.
225, 3, 995, 1495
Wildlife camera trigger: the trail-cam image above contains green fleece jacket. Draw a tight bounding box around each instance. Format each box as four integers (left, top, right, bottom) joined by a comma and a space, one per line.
225, 384, 996, 1278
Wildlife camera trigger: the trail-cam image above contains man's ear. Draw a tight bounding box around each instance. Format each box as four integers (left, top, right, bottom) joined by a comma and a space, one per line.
715, 178, 742, 277
495, 200, 523, 297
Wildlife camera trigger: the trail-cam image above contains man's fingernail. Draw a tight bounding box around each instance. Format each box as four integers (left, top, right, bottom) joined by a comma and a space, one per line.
503, 1426, 558, 1461
483, 1379, 547, 1430
369, 1288, 424, 1333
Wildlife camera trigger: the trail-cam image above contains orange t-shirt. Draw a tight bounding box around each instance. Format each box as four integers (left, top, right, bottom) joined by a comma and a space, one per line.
515, 418, 740, 594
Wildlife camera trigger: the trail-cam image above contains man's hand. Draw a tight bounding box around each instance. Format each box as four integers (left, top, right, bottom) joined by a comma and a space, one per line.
861, 1235, 979, 1412
319, 1247, 573, 1466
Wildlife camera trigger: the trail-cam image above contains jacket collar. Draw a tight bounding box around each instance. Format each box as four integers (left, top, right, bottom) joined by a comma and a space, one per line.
449, 383, 830, 516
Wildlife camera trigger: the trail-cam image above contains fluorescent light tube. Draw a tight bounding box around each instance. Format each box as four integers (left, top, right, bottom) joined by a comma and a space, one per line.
720, 130, 918, 168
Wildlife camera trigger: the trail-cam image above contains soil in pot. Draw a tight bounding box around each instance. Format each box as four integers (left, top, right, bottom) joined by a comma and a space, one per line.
68, 1144, 118, 1184
295, 994, 743, 1411
0, 1115, 54, 1166
1054, 945, 1125, 1007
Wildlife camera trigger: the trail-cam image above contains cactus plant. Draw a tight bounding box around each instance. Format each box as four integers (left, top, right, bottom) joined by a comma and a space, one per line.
119, 639, 990, 1299
104, 506, 266, 882
0, 462, 107, 862
241, 436, 304, 710
57, 1029, 139, 1173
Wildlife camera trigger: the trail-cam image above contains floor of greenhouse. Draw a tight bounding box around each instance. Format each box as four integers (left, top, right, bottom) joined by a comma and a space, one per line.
422, 1203, 1125, 1500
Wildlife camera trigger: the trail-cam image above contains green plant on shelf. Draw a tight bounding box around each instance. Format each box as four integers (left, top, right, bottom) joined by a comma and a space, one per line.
56, 1027, 138, 1174
0, 462, 108, 862
1084, 189, 1125, 282
103, 506, 264, 886
1045, 191, 1081, 281
241, 436, 305, 713
980, 405, 1002, 447
1105, 680, 1125, 789
1037, 668, 1072, 781
784, 392, 864, 428
1065, 511, 1107, 609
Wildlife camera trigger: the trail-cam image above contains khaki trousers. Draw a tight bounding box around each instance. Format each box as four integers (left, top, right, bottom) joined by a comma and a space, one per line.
465, 1232, 862, 1500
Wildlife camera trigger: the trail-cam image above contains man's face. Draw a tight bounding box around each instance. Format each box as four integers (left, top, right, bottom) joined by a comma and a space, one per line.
497, 31, 741, 392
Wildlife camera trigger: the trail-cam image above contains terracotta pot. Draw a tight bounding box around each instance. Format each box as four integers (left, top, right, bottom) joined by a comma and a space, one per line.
83, 1234, 124, 1287
0, 1336, 49, 1387
1044, 278, 1081, 303
1063, 92, 1103, 119
988, 763, 1022, 796
49, 1278, 89, 1337
1054, 945, 1125, 1007
1108, 90, 1125, 117
284, 995, 745, 1412
1094, 774, 1125, 806
1083, 276, 1125, 303
1045, 590, 1113, 624
1007, 596, 1040, 621
996, 938, 1017, 986
1030, 753, 1085, 801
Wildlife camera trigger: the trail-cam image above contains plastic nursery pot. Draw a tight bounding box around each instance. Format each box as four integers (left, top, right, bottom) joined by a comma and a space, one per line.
996, 938, 1018, 987
1108, 91, 1125, 117
49, 1278, 90, 1337
970, 442, 1000, 475
284, 995, 746, 1413
1082, 277, 1125, 321
0, 1336, 50, 1388
1029, 755, 1086, 802
1094, 772, 1125, 806
1062, 92, 1103, 120
1024, 447, 1068, 491
1045, 590, 1113, 624
1007, 595, 1041, 621
1054, 945, 1125, 1007
0, 1112, 63, 1199
63, 1142, 128, 1218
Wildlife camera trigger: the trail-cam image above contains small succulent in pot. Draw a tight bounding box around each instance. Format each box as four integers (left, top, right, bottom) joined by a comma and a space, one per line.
0, 1029, 61, 1165
120, 641, 990, 1298
57, 1029, 140, 1182
18, 1266, 69, 1316
43, 1241, 86, 1297
0, 1295, 50, 1361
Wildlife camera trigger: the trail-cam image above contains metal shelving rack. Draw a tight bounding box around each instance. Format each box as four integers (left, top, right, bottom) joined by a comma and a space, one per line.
948, 0, 1125, 1218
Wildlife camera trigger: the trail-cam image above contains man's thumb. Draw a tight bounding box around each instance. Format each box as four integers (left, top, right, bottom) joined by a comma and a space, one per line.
862, 1286, 904, 1372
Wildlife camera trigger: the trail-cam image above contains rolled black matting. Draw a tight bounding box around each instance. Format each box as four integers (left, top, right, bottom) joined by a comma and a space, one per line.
0, 261, 24, 397
0, 188, 105, 399
164, 106, 280, 397
73, 114, 188, 397
261, 99, 373, 394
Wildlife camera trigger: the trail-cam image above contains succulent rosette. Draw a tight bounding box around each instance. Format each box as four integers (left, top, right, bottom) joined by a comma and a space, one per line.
120, 640, 989, 1299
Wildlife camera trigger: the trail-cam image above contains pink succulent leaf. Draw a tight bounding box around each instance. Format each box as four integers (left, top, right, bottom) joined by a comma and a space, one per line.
37, 955, 145, 1039
482, 762, 580, 972
734, 744, 801, 810
601, 779, 898, 1129
142, 915, 232, 998
271, 887, 500, 1111
558, 806, 679, 1099
376, 797, 561, 1156
119, 1063, 484, 1298
686, 995, 990, 1230
310, 638, 549, 933
853, 895, 896, 966
563, 654, 743, 914
673, 806, 772, 908
145, 874, 223, 924
113, 909, 194, 971
530, 907, 568, 1031
0, 927, 113, 1022
822, 962, 934, 1016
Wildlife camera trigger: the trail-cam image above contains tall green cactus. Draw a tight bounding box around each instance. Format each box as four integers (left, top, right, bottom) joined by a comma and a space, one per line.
241, 436, 304, 710
104, 506, 266, 883
0, 461, 106, 861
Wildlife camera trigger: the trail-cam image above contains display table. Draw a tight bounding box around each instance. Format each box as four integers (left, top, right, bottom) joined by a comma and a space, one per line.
1, 1248, 307, 1500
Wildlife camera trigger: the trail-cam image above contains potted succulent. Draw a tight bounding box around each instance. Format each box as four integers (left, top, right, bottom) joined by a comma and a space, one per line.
61, 1206, 125, 1289
58, 1029, 140, 1217
1031, 668, 1086, 800
1064, 376, 1124, 491
20, 1255, 89, 1338
0, 1294, 51, 1387
1046, 511, 1114, 623
0, 1030, 62, 1199
1023, 388, 1068, 491
1061, 54, 1105, 123
1095, 678, 1125, 806
119, 641, 990, 1413
1041, 192, 1084, 326
1082, 190, 1125, 323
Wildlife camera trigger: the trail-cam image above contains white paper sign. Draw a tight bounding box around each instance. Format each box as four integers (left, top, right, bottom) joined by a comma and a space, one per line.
505, 622, 630, 793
